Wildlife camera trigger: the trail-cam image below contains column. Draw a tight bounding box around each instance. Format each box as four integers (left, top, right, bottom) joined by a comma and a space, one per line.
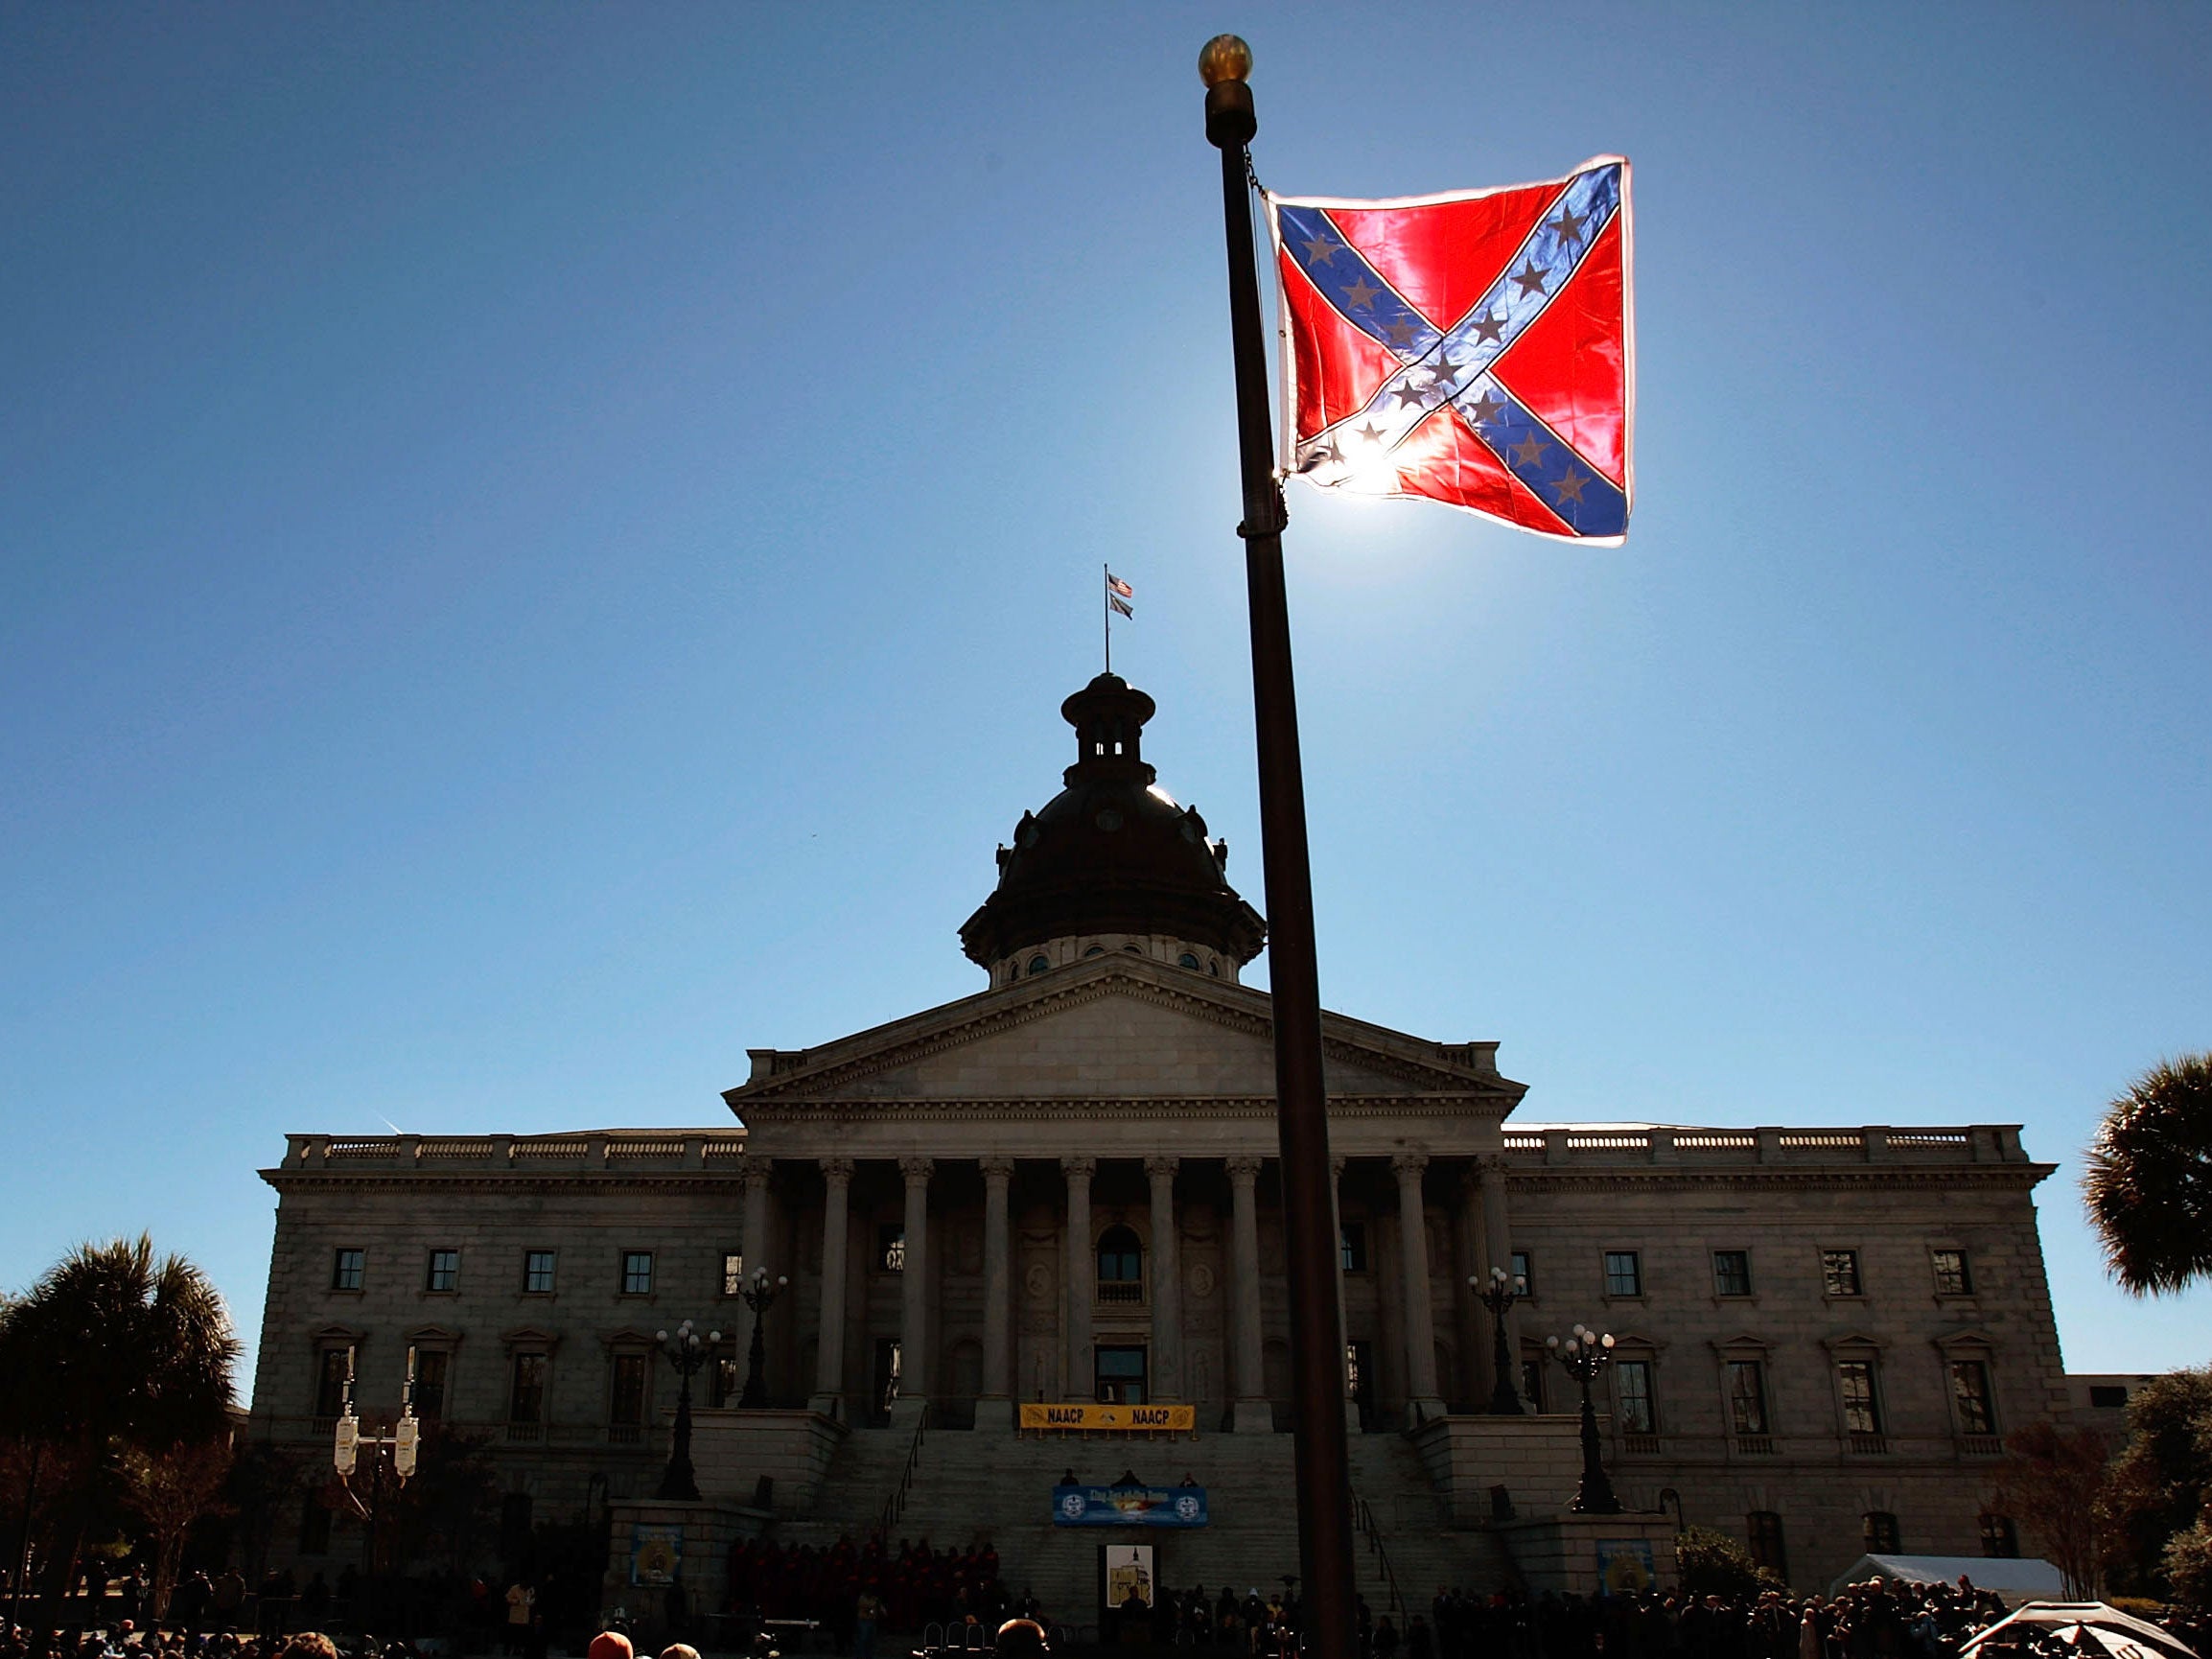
1062, 1157, 1096, 1400
1455, 1164, 1487, 1409
980, 1156, 1015, 1426
1478, 1154, 1523, 1409
1333, 1155, 1361, 1432
1226, 1155, 1272, 1433
737, 1161, 772, 1398
1393, 1153, 1444, 1424
810, 1157, 853, 1417
894, 1157, 933, 1425
1144, 1157, 1181, 1400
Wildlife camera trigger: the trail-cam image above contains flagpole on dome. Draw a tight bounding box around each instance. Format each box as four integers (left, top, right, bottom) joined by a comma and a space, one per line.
1104, 563, 1111, 674
1199, 35, 1358, 1659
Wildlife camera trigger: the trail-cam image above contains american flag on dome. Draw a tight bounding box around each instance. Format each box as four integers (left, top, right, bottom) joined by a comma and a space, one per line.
1267, 156, 1633, 543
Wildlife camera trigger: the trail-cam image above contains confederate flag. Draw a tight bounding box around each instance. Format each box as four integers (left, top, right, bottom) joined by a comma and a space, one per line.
1267, 157, 1633, 543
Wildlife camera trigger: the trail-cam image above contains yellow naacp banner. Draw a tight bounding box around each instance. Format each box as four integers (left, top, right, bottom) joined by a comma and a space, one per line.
1017, 1402, 1197, 1432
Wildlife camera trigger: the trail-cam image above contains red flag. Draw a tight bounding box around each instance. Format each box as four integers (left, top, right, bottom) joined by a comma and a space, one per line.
1268, 157, 1632, 542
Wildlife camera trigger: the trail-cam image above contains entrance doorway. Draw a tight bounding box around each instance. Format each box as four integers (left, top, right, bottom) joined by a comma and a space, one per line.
1347, 1341, 1376, 1431
873, 1339, 902, 1424
1096, 1344, 1148, 1403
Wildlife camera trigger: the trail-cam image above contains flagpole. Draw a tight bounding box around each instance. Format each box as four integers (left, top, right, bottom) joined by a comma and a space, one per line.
1200, 36, 1356, 1659
1104, 563, 1112, 674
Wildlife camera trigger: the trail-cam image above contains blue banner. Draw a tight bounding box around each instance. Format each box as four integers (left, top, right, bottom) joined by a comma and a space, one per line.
1052, 1484, 1208, 1528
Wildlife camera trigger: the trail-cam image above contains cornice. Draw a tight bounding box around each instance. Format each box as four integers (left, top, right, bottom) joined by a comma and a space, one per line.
745, 1093, 1506, 1126
261, 1170, 753, 1196
1503, 1165, 2056, 1194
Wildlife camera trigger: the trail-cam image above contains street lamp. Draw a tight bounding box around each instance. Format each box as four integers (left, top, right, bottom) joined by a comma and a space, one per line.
332, 1347, 420, 1641
1468, 1268, 1528, 1415
736, 1269, 788, 1410
1545, 1324, 1622, 1515
655, 1320, 721, 1502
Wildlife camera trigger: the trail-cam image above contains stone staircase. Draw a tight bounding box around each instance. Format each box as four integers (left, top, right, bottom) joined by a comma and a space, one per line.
774, 1422, 1519, 1631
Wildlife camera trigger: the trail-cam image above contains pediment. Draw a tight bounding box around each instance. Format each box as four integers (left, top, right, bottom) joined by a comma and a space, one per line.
727, 957, 1522, 1108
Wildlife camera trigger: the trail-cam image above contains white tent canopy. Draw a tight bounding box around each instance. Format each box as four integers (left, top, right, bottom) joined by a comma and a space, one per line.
1828, 1554, 2065, 1604
1960, 1604, 2199, 1659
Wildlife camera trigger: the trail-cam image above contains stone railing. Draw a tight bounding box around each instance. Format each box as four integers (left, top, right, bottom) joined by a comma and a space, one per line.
1499, 1125, 2027, 1167
281, 1131, 748, 1172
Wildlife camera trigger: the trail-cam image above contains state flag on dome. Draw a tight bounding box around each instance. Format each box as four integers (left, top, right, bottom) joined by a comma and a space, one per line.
1267, 156, 1633, 543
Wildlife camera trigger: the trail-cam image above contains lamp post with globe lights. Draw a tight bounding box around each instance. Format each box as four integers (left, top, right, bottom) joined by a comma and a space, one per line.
331, 1347, 420, 1639
655, 1320, 720, 1502
1469, 1268, 1528, 1415
737, 1268, 789, 1410
1546, 1324, 1622, 1515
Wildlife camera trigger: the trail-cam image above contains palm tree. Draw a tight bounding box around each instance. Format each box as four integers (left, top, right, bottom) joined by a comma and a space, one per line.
2084, 1053, 2212, 1296
0, 1234, 241, 1610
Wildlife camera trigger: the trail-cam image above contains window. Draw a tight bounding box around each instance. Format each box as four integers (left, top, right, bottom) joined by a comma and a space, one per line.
410, 1348, 449, 1421
314, 1347, 353, 1418
1520, 1358, 1546, 1413
1177, 952, 1200, 970
1727, 1360, 1769, 1436
1746, 1511, 1788, 1581
2088, 1385, 2128, 1409
331, 1250, 365, 1292
710, 1347, 740, 1408
1026, 955, 1050, 976
1615, 1360, 1656, 1434
610, 1353, 648, 1428
1932, 1249, 1974, 1296
1511, 1250, 1534, 1297
1864, 1511, 1900, 1554
621, 1251, 655, 1296
524, 1250, 556, 1294
1083, 946, 1105, 957
298, 1497, 332, 1557
1603, 1250, 1642, 1297
1822, 1249, 1863, 1297
1097, 1226, 1143, 1301
722, 1251, 745, 1297
1837, 1360, 1883, 1435
426, 1250, 459, 1293
1980, 1513, 2019, 1558
1339, 1223, 1368, 1273
1950, 1360, 1997, 1435
508, 1353, 547, 1423
878, 1224, 905, 1273
1712, 1250, 1752, 1297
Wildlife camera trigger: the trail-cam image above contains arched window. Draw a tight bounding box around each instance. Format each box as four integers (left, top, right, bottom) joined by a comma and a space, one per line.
1027, 954, 1050, 976
1083, 946, 1105, 957
1863, 1511, 1900, 1553
1980, 1513, 2019, 1558
1177, 951, 1200, 970
1096, 1226, 1143, 1302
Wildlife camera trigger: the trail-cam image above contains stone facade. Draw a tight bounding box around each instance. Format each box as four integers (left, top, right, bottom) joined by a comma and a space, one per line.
244, 679, 2079, 1601
248, 977, 2067, 1597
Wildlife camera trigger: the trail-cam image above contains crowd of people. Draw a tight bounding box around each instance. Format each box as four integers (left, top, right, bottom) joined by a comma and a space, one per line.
721, 1537, 1015, 1646
2, 1557, 2203, 1659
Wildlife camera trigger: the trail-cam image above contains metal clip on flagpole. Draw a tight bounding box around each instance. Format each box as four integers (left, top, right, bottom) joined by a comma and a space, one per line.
1200, 35, 1357, 1659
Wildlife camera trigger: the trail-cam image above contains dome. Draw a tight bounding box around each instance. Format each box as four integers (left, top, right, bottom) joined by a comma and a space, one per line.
959, 674, 1267, 973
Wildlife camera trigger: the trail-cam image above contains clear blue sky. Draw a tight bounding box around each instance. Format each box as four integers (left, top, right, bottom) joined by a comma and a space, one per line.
5, 4, 2207, 1397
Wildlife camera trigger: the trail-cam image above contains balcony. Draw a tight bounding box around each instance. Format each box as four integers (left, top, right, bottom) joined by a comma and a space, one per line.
1622, 1433, 1663, 1456
1096, 1280, 1146, 1305
504, 1422, 543, 1443
608, 1424, 643, 1445
1849, 1432, 1890, 1455
1960, 1434, 2004, 1457
1735, 1434, 1778, 1456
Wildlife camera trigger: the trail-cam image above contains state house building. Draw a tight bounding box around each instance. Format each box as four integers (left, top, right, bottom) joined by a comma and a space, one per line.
249, 674, 2073, 1605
